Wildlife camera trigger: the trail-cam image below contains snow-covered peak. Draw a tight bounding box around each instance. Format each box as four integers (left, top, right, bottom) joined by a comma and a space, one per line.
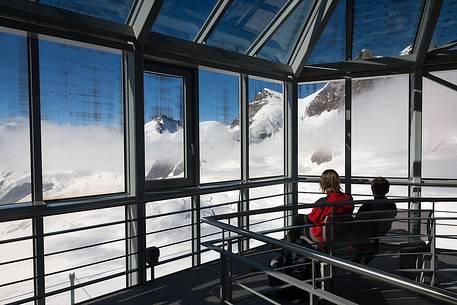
144, 114, 182, 134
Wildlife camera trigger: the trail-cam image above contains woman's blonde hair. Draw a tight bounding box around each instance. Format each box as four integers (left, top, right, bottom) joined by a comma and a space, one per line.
319, 169, 342, 193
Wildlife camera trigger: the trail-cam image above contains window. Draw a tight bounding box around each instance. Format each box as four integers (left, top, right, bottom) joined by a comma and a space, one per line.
144, 65, 195, 189
199, 68, 240, 183
151, 0, 218, 41
352, 75, 409, 177
207, 0, 287, 53
308, 0, 346, 64
431, 0, 457, 48
298, 80, 345, 176
200, 191, 239, 263
44, 207, 126, 304
352, 0, 424, 57
0, 30, 31, 205
257, 0, 314, 63
39, 0, 136, 24
146, 198, 192, 279
423, 70, 457, 179
39, 38, 125, 200
248, 77, 284, 178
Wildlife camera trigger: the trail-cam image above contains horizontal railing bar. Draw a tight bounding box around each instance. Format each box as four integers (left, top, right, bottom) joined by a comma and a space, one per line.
44, 236, 135, 257
157, 237, 193, 249
0, 276, 36, 288
0, 235, 34, 245
44, 253, 136, 277
234, 281, 281, 305
202, 218, 457, 305
145, 223, 193, 236
0, 255, 34, 266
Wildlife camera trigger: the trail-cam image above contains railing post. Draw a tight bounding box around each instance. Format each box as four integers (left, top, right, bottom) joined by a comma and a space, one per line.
220, 229, 233, 304
69, 272, 76, 305
431, 202, 437, 286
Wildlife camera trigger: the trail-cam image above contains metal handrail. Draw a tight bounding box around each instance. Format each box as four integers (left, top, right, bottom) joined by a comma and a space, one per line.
202, 210, 457, 305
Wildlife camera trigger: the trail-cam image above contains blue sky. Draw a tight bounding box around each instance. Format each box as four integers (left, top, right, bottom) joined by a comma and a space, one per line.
1, 0, 456, 127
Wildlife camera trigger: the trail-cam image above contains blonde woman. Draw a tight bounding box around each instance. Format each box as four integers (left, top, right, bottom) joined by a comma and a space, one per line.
288, 169, 353, 243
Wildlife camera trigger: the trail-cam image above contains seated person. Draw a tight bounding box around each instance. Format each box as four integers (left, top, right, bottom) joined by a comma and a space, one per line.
287, 169, 353, 245
354, 177, 398, 263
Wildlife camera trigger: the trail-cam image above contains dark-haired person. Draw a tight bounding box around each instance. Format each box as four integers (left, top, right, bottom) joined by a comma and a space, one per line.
287, 169, 353, 245
354, 177, 398, 263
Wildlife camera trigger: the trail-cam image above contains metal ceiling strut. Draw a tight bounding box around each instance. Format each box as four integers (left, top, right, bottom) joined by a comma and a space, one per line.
194, 0, 233, 44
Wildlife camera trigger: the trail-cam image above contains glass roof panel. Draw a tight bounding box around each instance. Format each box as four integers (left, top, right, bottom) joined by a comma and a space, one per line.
39, 0, 135, 24
307, 0, 346, 64
431, 0, 457, 48
151, 0, 218, 41
352, 0, 424, 58
257, 0, 314, 64
206, 0, 287, 53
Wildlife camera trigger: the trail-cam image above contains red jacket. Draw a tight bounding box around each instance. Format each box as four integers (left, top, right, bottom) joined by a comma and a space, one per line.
308, 192, 353, 241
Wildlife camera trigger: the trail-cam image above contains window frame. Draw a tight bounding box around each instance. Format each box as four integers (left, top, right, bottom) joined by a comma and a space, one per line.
143, 62, 197, 191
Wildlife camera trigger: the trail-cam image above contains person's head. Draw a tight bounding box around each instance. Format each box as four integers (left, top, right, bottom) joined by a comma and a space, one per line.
319, 169, 342, 193
371, 177, 390, 198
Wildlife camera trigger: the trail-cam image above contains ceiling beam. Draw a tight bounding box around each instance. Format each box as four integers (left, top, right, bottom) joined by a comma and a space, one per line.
289, 0, 339, 76
146, 32, 293, 81
128, 0, 164, 46
0, 0, 135, 43
413, 0, 442, 66
246, 0, 302, 56
194, 0, 233, 44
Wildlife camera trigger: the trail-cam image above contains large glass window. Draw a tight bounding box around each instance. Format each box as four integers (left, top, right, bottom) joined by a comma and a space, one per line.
151, 0, 218, 41
352, 75, 409, 177
207, 0, 287, 53
199, 68, 240, 183
44, 207, 125, 305
0, 220, 34, 304
431, 0, 457, 48
39, 0, 136, 24
308, 0, 346, 64
423, 70, 457, 179
257, 0, 314, 63
144, 71, 186, 182
248, 77, 284, 178
298, 80, 345, 176
146, 198, 192, 279
352, 0, 424, 58
39, 38, 125, 200
0, 30, 31, 205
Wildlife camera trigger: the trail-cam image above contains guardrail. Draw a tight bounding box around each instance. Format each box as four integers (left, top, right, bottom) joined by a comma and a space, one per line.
202, 197, 457, 305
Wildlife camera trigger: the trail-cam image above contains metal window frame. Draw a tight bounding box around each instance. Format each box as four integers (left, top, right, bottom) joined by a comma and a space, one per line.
127, 0, 164, 46
194, 0, 233, 44
143, 62, 198, 192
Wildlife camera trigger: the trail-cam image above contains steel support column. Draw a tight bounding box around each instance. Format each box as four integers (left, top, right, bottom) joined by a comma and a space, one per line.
408, 70, 423, 235
128, 0, 164, 46
344, 79, 352, 194
239, 74, 250, 252
284, 80, 298, 228
28, 33, 45, 305
125, 45, 146, 286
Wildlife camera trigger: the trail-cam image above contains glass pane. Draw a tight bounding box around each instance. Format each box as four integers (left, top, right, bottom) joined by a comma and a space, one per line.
200, 191, 239, 263
199, 68, 240, 183
0, 30, 31, 205
39, 38, 125, 200
207, 0, 287, 53
298, 80, 345, 176
44, 207, 125, 304
257, 0, 314, 63
144, 72, 185, 180
248, 77, 284, 178
0, 220, 34, 304
421, 187, 457, 251
151, 0, 218, 41
431, 0, 457, 48
423, 70, 457, 179
250, 185, 284, 248
308, 0, 346, 64
352, 75, 409, 177
39, 0, 136, 24
352, 0, 424, 58
146, 198, 192, 278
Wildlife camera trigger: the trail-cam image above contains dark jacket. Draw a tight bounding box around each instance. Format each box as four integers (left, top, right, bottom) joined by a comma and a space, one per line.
356, 197, 397, 238
308, 192, 353, 241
